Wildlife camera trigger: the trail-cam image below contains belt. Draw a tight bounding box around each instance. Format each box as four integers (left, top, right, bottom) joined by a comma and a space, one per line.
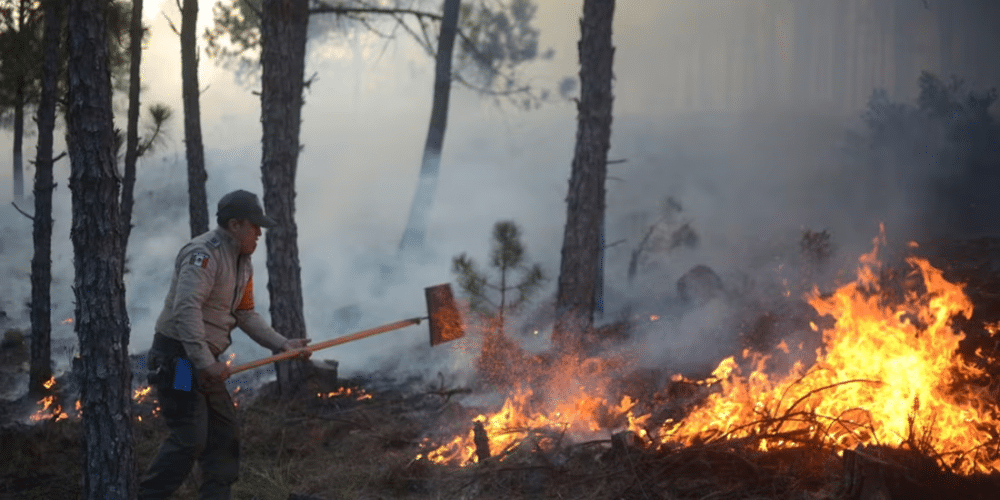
151, 332, 187, 359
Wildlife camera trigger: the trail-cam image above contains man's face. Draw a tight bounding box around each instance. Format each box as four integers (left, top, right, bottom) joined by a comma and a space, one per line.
231, 219, 262, 254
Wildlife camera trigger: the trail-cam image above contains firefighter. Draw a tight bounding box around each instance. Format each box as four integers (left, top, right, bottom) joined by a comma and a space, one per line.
138, 190, 310, 500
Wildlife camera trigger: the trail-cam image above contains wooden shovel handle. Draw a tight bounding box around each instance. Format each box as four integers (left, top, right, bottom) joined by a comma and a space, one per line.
228, 317, 424, 375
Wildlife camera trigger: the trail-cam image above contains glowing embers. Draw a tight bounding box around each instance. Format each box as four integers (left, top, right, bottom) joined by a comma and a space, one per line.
132, 384, 160, 421
317, 386, 372, 401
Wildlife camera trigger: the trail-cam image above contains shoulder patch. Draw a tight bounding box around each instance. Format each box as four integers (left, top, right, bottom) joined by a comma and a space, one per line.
188, 252, 210, 268
207, 236, 221, 248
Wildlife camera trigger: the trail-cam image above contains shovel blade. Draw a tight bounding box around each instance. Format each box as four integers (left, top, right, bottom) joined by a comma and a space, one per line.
425, 283, 465, 346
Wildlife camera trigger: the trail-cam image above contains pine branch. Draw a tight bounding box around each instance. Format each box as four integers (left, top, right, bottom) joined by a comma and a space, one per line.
11, 201, 34, 221
163, 11, 179, 37
309, 3, 441, 21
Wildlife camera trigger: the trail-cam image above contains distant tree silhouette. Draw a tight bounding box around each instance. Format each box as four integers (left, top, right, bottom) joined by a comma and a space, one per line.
863, 71, 999, 235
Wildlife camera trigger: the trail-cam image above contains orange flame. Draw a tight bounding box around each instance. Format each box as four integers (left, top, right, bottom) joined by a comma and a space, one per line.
133, 386, 152, 401
650, 253, 998, 474
60, 318, 73, 325
30, 395, 67, 422
30, 377, 69, 421
420, 234, 1000, 474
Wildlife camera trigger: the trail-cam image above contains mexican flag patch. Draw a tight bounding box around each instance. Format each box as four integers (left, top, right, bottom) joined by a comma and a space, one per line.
189, 252, 210, 268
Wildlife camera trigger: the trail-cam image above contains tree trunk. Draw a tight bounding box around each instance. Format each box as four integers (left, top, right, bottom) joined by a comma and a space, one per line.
260, 0, 309, 394
13, 79, 24, 200
181, 0, 209, 237
29, 0, 62, 396
66, 0, 135, 497
552, 0, 615, 352
398, 0, 461, 254
120, 0, 142, 261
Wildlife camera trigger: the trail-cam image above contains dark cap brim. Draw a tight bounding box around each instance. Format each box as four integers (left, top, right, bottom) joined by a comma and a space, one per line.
251, 213, 278, 228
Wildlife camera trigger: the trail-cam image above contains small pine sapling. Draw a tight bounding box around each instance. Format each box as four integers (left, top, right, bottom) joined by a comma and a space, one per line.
452, 221, 546, 336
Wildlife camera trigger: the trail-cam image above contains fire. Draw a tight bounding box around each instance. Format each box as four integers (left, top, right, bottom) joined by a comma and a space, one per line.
133, 385, 152, 401
420, 234, 1000, 474
317, 386, 372, 401
225, 353, 236, 367
425, 383, 650, 466
986, 322, 999, 336
60, 317, 73, 325
132, 384, 160, 418
30, 377, 69, 422
651, 246, 998, 474
30, 395, 68, 422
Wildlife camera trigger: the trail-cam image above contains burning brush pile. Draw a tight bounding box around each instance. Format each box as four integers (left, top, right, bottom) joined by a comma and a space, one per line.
412, 235, 1000, 499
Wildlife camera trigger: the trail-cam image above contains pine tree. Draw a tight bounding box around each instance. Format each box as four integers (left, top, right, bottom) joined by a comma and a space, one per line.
553, 0, 615, 352
452, 220, 545, 335
260, 0, 310, 393
66, 0, 135, 496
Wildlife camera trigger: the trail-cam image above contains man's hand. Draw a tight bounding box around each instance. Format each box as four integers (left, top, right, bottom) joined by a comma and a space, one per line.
282, 338, 312, 360
200, 361, 231, 384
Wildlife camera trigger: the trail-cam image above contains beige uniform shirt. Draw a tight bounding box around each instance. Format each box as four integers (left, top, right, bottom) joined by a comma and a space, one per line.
155, 227, 287, 369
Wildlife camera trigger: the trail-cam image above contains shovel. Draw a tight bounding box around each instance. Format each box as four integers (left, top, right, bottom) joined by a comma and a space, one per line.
226, 283, 465, 376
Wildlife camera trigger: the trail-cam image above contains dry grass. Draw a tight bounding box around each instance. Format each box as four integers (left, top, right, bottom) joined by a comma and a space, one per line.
0, 419, 82, 500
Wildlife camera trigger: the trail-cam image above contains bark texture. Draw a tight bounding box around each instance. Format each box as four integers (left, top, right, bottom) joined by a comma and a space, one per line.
66, 0, 135, 497
181, 0, 209, 237
398, 0, 461, 253
260, 0, 309, 393
120, 0, 142, 259
552, 0, 615, 352
28, 0, 62, 395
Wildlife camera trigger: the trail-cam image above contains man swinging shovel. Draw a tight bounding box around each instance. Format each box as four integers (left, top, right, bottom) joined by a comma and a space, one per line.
138, 190, 464, 500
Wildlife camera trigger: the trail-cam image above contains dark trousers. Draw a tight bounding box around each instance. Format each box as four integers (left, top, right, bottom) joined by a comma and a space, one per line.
138, 334, 239, 500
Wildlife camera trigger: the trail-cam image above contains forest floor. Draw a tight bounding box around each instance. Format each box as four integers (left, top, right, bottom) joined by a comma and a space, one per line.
4, 371, 1000, 500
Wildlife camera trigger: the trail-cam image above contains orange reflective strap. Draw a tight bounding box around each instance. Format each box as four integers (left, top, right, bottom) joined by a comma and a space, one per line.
237, 277, 255, 310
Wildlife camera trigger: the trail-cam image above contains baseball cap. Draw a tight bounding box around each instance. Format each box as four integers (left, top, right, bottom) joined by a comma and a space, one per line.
217, 190, 277, 228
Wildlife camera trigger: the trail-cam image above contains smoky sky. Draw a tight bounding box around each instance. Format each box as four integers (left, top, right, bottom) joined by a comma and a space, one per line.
1, 0, 997, 382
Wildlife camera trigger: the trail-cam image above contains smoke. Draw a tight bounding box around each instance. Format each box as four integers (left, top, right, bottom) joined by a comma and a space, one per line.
1, 0, 997, 398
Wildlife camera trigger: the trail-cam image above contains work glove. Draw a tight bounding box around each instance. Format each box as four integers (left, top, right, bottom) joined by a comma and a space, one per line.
282, 338, 313, 360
